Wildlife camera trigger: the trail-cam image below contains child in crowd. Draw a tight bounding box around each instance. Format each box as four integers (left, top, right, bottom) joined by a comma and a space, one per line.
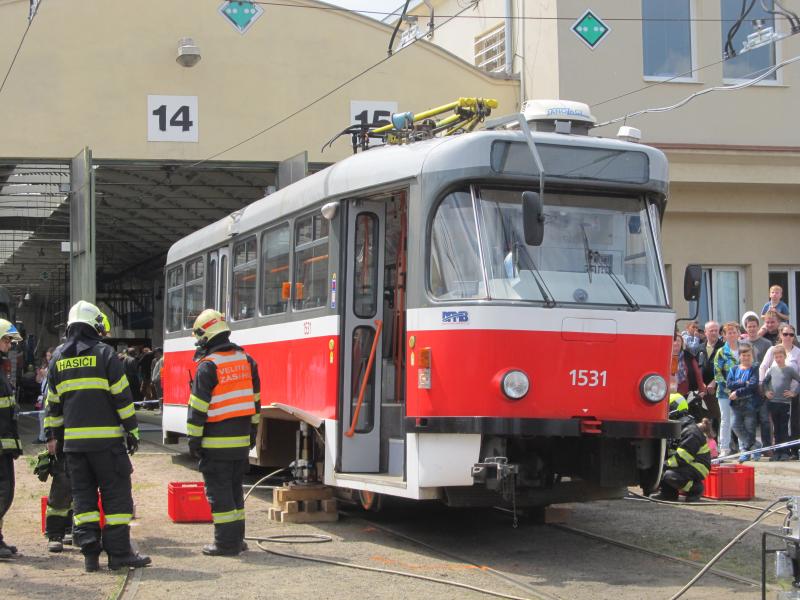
761, 284, 790, 322
762, 345, 800, 461
697, 418, 719, 459
726, 344, 761, 461
681, 321, 703, 355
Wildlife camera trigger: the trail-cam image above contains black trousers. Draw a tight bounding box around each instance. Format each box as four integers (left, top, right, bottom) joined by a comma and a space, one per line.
791, 397, 800, 457
66, 446, 134, 557
45, 455, 72, 539
199, 457, 247, 549
0, 453, 14, 543
661, 465, 705, 496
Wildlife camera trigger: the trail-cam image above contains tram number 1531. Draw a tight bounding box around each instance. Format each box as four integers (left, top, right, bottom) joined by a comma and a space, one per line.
569, 369, 607, 387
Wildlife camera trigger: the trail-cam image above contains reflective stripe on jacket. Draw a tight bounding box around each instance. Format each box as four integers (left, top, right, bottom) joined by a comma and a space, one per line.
45, 339, 138, 452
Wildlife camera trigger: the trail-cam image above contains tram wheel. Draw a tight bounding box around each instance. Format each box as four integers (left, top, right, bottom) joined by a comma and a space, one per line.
358, 490, 382, 512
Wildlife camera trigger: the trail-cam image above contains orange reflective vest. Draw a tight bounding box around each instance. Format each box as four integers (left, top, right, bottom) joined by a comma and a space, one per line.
202, 351, 256, 423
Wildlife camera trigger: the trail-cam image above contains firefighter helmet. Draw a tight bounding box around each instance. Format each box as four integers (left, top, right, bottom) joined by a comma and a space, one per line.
668, 393, 689, 420
192, 309, 230, 347
67, 300, 107, 335
0, 318, 22, 342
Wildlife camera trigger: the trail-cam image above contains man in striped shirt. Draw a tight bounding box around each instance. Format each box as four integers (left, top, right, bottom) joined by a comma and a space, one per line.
187, 309, 261, 556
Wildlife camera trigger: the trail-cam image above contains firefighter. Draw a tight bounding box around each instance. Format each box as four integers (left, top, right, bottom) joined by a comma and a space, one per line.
45, 301, 150, 572
42, 311, 112, 553
651, 394, 711, 502
188, 308, 260, 556
0, 319, 23, 559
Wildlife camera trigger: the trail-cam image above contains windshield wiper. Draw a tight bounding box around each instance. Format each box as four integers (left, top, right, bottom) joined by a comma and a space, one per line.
513, 242, 556, 308
607, 270, 640, 311
580, 224, 639, 311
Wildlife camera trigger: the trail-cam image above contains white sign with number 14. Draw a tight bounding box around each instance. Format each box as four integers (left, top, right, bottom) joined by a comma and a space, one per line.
147, 95, 198, 142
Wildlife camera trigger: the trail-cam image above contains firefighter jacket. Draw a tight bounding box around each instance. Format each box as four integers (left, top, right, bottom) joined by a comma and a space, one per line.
665, 416, 710, 480
187, 339, 260, 461
44, 327, 139, 452
0, 363, 21, 456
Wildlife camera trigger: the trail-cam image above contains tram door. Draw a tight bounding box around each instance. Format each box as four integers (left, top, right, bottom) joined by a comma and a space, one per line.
340, 200, 386, 472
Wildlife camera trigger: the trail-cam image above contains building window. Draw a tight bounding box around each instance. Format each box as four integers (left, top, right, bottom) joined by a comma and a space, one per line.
293, 214, 329, 311
184, 257, 205, 329
232, 237, 257, 320
474, 23, 506, 73
721, 0, 776, 80
642, 0, 693, 78
166, 265, 183, 332
690, 267, 746, 326
768, 268, 800, 329
261, 223, 290, 316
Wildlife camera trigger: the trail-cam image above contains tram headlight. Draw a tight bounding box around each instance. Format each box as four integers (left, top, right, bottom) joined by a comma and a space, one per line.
501, 370, 529, 400
639, 374, 667, 403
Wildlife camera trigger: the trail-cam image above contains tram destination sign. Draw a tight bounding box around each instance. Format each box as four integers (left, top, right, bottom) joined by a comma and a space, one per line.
571, 10, 610, 49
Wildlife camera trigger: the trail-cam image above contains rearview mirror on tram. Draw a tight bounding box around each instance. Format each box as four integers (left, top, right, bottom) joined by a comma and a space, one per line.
683, 264, 702, 302
522, 191, 544, 246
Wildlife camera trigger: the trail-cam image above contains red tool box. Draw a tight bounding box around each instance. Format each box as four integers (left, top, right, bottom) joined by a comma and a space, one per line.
168, 482, 212, 523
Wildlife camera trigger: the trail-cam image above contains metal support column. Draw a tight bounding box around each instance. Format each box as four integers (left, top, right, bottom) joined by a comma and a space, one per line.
69, 147, 95, 304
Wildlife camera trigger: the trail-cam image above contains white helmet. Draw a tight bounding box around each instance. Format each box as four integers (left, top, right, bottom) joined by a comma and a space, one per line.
192, 309, 230, 347
0, 319, 22, 342
67, 300, 107, 335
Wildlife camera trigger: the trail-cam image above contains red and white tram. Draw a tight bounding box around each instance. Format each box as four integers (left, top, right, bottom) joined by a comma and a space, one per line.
162, 100, 689, 508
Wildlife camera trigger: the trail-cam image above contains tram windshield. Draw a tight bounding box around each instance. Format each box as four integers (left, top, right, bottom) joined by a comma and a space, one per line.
429, 187, 668, 308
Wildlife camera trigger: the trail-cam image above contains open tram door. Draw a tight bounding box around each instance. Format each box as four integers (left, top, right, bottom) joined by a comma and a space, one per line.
338, 193, 407, 474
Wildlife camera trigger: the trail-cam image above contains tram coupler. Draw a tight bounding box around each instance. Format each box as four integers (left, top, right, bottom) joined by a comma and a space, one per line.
472, 456, 519, 492
290, 421, 316, 484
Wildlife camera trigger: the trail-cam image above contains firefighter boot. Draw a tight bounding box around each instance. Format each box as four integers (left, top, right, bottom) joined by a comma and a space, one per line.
202, 543, 243, 556
84, 553, 100, 572
684, 482, 705, 503
48, 537, 64, 553
108, 552, 152, 570
650, 487, 679, 501
0, 538, 17, 556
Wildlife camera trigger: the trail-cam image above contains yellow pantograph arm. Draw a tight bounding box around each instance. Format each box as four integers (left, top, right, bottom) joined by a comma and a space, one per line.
371, 98, 498, 134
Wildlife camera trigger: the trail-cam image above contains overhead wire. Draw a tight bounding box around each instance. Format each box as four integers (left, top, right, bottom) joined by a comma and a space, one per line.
0, 0, 39, 98
244, 1, 773, 23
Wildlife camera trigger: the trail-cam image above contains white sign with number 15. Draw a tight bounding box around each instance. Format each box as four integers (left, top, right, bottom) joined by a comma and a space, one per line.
147, 95, 198, 142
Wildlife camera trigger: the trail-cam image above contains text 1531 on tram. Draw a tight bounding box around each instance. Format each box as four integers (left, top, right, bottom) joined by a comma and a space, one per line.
162, 98, 697, 511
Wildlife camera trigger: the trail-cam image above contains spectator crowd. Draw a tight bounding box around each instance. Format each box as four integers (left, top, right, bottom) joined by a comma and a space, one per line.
672, 284, 800, 461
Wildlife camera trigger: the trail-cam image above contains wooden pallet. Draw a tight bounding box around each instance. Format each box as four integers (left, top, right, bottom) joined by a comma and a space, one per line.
268, 484, 339, 523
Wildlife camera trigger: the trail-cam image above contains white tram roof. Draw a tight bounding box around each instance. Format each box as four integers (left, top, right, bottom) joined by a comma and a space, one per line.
167, 129, 667, 265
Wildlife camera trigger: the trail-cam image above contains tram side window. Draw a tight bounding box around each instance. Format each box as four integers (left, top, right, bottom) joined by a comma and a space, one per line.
429, 191, 486, 300
184, 257, 205, 329
219, 254, 228, 317
232, 237, 257, 320
166, 265, 184, 332
261, 223, 290, 315
293, 214, 329, 311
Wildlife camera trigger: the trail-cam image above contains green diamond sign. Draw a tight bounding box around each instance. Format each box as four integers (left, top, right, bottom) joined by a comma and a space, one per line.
572, 10, 610, 49
219, 1, 264, 34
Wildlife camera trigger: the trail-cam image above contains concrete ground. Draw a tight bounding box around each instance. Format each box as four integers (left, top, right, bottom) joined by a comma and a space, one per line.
2, 410, 799, 600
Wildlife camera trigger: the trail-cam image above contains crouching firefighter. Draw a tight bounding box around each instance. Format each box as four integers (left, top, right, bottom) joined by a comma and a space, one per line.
651, 394, 711, 502
188, 309, 260, 557
45, 301, 151, 572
